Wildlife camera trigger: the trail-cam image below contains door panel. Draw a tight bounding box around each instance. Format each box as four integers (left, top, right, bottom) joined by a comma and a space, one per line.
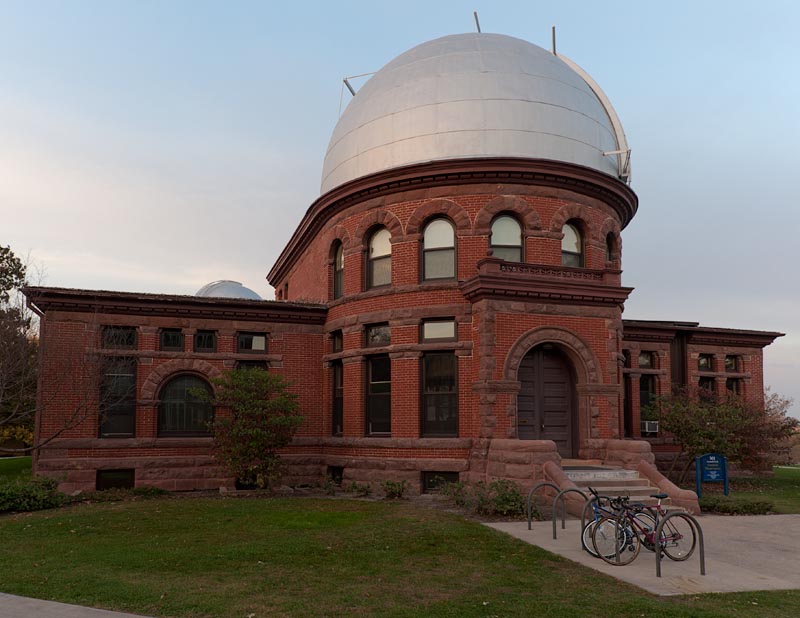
517, 347, 576, 456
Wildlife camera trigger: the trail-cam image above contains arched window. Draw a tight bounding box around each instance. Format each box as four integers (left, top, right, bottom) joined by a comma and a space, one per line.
332, 241, 344, 299
606, 233, 616, 263
561, 221, 583, 267
422, 218, 455, 280
490, 215, 522, 262
367, 227, 391, 288
158, 375, 213, 437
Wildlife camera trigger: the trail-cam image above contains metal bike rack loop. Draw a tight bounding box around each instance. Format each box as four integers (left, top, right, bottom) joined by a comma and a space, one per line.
655, 511, 705, 577
526, 482, 559, 530
552, 488, 588, 540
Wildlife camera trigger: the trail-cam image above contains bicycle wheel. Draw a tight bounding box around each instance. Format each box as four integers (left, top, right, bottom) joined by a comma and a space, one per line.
582, 520, 599, 557
661, 513, 697, 561
592, 516, 641, 565
632, 511, 661, 553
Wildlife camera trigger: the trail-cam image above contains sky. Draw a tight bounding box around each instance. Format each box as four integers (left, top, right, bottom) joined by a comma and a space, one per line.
2, 1, 798, 415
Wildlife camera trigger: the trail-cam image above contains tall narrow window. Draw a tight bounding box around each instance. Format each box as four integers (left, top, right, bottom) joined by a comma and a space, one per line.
332, 241, 344, 300
422, 219, 455, 280
490, 215, 522, 262
158, 375, 213, 437
99, 357, 136, 438
606, 233, 616, 262
366, 356, 391, 435
421, 352, 458, 436
367, 228, 391, 288
332, 361, 343, 436
639, 374, 656, 410
561, 221, 583, 267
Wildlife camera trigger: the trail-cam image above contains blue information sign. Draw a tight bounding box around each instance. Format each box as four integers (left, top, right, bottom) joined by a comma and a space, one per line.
695, 453, 729, 498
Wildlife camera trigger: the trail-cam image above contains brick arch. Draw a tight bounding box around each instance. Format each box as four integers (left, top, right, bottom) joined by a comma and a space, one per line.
406, 199, 471, 236
140, 359, 222, 400
549, 203, 597, 241
503, 326, 602, 385
325, 225, 352, 254
354, 210, 404, 246
474, 196, 542, 235
599, 218, 622, 261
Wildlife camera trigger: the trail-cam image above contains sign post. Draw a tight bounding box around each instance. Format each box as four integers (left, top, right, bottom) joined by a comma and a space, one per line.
695, 452, 729, 498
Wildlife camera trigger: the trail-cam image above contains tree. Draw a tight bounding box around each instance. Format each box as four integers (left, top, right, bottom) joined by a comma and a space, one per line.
0, 244, 37, 448
648, 387, 798, 482
203, 369, 303, 489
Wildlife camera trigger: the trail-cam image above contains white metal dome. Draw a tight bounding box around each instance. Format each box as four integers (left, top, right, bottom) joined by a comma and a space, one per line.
321, 33, 630, 195
195, 280, 262, 300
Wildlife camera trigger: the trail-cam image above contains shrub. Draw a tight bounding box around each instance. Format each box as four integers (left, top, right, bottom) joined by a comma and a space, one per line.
441, 479, 525, 517
441, 480, 468, 507
699, 495, 773, 515
382, 480, 408, 499
0, 476, 65, 513
348, 482, 372, 497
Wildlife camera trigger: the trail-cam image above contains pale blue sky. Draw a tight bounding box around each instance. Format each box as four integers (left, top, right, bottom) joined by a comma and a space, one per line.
2, 1, 798, 414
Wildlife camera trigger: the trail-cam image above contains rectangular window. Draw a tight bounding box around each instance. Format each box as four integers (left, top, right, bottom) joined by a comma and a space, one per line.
237, 332, 267, 353
639, 374, 656, 412
160, 329, 184, 351
698, 354, 713, 371
99, 357, 137, 438
332, 361, 343, 436
236, 360, 268, 371
638, 351, 654, 369
698, 376, 715, 400
421, 319, 456, 342
423, 248, 455, 280
726, 378, 742, 394
96, 469, 135, 491
102, 326, 137, 350
194, 330, 216, 353
365, 324, 390, 348
725, 355, 740, 373
366, 356, 391, 435
421, 352, 458, 436
331, 330, 343, 353
421, 471, 459, 493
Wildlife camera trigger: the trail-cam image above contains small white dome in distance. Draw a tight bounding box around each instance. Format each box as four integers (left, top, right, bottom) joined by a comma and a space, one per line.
195, 280, 262, 300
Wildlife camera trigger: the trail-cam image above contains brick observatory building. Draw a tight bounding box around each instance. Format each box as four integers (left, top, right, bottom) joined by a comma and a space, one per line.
26, 34, 781, 507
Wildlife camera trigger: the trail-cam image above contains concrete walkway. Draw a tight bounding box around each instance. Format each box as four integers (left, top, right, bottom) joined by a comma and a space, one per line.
488, 514, 800, 596
0, 593, 153, 618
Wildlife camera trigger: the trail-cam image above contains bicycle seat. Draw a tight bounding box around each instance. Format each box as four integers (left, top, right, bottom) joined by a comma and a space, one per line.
650, 493, 668, 500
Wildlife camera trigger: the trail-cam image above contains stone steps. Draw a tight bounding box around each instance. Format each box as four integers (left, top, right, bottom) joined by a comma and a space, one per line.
563, 465, 667, 506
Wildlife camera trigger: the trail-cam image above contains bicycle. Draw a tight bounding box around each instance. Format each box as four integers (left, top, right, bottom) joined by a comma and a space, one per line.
591, 493, 697, 566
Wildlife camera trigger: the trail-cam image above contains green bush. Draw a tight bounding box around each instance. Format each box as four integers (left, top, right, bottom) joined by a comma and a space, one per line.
0, 476, 65, 513
348, 482, 372, 497
382, 480, 408, 499
441, 480, 468, 507
80, 486, 169, 503
441, 479, 525, 517
699, 495, 773, 515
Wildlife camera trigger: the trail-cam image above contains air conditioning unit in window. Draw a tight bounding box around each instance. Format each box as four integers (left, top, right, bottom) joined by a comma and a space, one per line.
641, 420, 659, 434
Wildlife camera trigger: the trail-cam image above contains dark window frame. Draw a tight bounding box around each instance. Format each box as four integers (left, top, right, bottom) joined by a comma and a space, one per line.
725, 355, 740, 373
102, 326, 137, 350
421, 217, 456, 282
332, 240, 344, 300
638, 351, 655, 369
160, 328, 184, 352
96, 469, 135, 491
193, 330, 217, 353
489, 214, 523, 263
331, 330, 343, 353
99, 356, 137, 438
366, 227, 392, 289
236, 360, 268, 371
365, 323, 390, 348
420, 351, 458, 437
420, 319, 457, 343
561, 220, 584, 268
421, 471, 459, 493
698, 354, 714, 371
332, 360, 343, 436
366, 355, 391, 436
157, 374, 214, 437
605, 232, 616, 262
237, 332, 268, 354
726, 377, 743, 395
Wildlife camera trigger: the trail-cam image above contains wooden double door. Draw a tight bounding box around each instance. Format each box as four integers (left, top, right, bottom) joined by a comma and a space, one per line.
517, 346, 577, 457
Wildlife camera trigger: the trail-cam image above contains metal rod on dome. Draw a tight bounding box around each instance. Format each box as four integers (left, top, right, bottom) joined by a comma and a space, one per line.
474, 11, 481, 33
343, 78, 356, 96
551, 26, 557, 55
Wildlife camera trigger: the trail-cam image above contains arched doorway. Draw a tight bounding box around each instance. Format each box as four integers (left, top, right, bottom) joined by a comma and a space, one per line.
517, 345, 578, 457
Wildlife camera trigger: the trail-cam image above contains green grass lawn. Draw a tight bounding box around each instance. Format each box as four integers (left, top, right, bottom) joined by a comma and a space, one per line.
1, 496, 799, 618
702, 467, 800, 513
0, 456, 32, 482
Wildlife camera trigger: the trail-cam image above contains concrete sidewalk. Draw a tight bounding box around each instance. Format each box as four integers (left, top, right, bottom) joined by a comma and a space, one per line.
488, 514, 800, 596
0, 593, 153, 618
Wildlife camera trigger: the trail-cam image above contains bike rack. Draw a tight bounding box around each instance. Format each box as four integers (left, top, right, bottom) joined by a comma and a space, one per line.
655, 511, 706, 577
551, 488, 587, 540
526, 482, 559, 530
